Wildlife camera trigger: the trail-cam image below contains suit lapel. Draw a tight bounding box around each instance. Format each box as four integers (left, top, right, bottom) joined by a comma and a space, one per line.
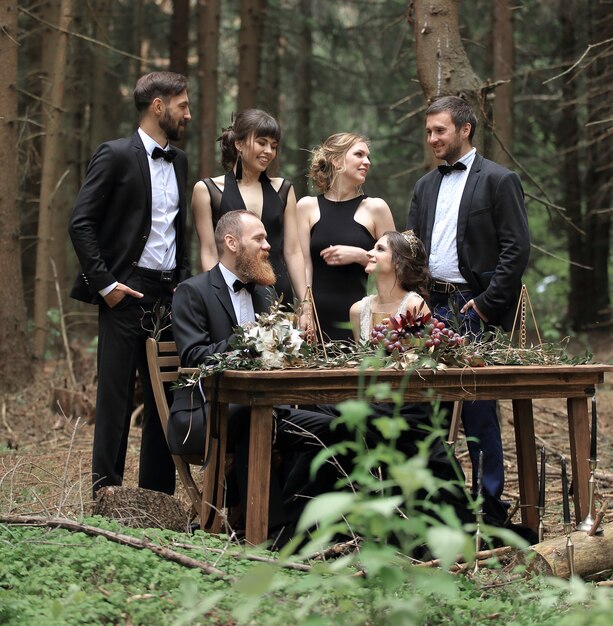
210, 265, 238, 326
456, 153, 483, 248
424, 171, 443, 256
132, 132, 152, 215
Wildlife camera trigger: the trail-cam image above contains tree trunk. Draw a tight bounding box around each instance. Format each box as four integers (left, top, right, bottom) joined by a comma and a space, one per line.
0, 0, 33, 391
88, 0, 118, 153
410, 0, 483, 163
558, 0, 585, 331
583, 1, 612, 329
170, 0, 190, 77
293, 0, 312, 199
259, 3, 280, 118
237, 0, 267, 112
169, 0, 190, 154
32, 0, 73, 360
491, 0, 513, 167
197, 0, 221, 178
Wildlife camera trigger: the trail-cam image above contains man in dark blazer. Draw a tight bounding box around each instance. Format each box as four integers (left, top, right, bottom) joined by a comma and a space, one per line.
69, 71, 192, 497
171, 210, 342, 537
407, 95, 530, 503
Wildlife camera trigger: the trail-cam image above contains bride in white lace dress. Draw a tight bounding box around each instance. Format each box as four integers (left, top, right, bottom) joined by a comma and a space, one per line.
349, 230, 432, 341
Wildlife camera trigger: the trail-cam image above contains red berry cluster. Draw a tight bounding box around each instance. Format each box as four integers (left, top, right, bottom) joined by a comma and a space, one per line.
424, 319, 464, 348
370, 309, 464, 355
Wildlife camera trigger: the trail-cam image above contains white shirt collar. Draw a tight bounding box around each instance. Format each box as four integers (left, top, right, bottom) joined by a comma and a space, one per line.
451, 146, 476, 168
138, 127, 166, 157
218, 262, 240, 291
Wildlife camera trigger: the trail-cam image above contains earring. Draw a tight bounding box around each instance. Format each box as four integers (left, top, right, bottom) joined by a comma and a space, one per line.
235, 154, 243, 180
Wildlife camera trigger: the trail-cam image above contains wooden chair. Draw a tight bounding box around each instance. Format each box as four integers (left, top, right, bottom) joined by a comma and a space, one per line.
145, 337, 227, 531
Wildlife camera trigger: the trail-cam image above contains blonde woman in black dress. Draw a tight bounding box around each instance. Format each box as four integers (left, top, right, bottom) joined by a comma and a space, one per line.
297, 132, 395, 341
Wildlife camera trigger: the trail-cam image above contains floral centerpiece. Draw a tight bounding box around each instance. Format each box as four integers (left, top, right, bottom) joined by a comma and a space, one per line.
197, 300, 313, 376
368, 305, 477, 368
189, 297, 590, 381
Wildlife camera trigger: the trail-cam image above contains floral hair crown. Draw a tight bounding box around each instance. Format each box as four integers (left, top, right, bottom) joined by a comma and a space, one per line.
401, 230, 420, 256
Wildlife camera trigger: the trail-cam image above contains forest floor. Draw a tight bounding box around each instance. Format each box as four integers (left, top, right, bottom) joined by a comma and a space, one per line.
1, 332, 612, 543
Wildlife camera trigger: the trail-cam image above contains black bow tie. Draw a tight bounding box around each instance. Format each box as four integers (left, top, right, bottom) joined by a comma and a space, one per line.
438, 162, 467, 175
233, 279, 256, 294
151, 146, 177, 162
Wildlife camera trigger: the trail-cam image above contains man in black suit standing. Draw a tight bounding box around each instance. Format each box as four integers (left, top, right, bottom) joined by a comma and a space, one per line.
407, 95, 530, 505
69, 71, 192, 497
171, 210, 341, 536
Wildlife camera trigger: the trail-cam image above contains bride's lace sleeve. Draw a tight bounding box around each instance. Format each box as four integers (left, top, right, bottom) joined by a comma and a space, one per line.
359, 295, 373, 341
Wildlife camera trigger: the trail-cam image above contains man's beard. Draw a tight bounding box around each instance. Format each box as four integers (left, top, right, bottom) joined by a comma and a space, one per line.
160, 110, 184, 141
235, 246, 276, 286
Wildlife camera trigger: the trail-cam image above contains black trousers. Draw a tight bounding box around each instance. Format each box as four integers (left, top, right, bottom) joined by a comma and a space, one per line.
227, 404, 345, 531
92, 271, 176, 497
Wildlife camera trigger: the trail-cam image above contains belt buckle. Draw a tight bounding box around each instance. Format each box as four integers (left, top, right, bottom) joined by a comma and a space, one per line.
160, 270, 174, 283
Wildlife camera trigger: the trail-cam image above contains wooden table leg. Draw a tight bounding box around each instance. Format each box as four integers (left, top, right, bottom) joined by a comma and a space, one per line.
245, 405, 273, 545
567, 396, 590, 523
512, 399, 538, 531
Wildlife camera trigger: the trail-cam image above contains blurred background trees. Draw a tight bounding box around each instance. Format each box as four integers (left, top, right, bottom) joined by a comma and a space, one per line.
1, 0, 611, 388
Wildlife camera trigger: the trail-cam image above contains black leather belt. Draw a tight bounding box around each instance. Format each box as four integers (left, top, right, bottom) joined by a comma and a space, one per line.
431, 279, 471, 294
132, 266, 176, 283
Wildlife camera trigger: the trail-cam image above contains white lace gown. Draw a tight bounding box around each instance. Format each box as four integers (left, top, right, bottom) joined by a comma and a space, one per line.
358, 292, 419, 340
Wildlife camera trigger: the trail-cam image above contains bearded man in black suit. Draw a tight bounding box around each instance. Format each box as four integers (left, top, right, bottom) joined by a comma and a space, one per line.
69, 71, 192, 497
171, 210, 342, 537
407, 95, 530, 507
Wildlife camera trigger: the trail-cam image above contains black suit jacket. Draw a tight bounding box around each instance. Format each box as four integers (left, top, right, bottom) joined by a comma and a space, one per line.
171, 264, 272, 367
69, 131, 191, 303
407, 153, 530, 330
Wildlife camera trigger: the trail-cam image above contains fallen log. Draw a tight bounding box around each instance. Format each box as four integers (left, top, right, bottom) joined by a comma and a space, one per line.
526, 522, 613, 580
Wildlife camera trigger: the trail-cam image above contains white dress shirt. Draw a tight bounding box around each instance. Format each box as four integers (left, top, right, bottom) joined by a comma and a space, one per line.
219, 263, 256, 325
99, 129, 180, 297
429, 147, 477, 283
137, 128, 179, 271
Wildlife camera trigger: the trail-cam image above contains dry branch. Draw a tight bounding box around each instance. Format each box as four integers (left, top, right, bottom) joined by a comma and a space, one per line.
0, 514, 232, 580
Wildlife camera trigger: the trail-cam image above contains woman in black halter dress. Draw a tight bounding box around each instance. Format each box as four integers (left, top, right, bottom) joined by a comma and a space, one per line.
297, 133, 395, 341
192, 110, 307, 308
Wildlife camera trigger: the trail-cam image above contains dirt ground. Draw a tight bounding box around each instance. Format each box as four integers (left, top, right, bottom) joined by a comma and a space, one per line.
1, 336, 612, 542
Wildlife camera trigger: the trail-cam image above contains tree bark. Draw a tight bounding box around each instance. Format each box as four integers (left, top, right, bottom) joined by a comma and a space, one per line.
237, 0, 267, 112
491, 0, 513, 167
259, 2, 280, 119
197, 0, 221, 178
170, 0, 190, 78
410, 0, 481, 105
558, 0, 585, 331
583, 1, 612, 328
88, 0, 118, 153
0, 0, 33, 391
32, 0, 73, 360
410, 0, 483, 166
293, 0, 312, 199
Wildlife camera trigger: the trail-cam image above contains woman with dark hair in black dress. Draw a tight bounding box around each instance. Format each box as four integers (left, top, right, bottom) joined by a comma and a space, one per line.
192, 109, 307, 309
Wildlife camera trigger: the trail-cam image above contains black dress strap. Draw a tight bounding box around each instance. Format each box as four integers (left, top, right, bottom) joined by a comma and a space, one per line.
277, 179, 292, 208
219, 171, 248, 216
202, 178, 224, 227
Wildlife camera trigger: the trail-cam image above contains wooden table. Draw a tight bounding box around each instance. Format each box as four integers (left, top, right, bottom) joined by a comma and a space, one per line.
189, 364, 612, 545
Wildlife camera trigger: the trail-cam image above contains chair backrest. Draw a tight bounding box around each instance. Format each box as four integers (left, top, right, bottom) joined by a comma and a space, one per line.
145, 337, 204, 517
145, 338, 180, 433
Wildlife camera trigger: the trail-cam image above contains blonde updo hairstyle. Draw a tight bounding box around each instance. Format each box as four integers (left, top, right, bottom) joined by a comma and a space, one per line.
307, 132, 369, 193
